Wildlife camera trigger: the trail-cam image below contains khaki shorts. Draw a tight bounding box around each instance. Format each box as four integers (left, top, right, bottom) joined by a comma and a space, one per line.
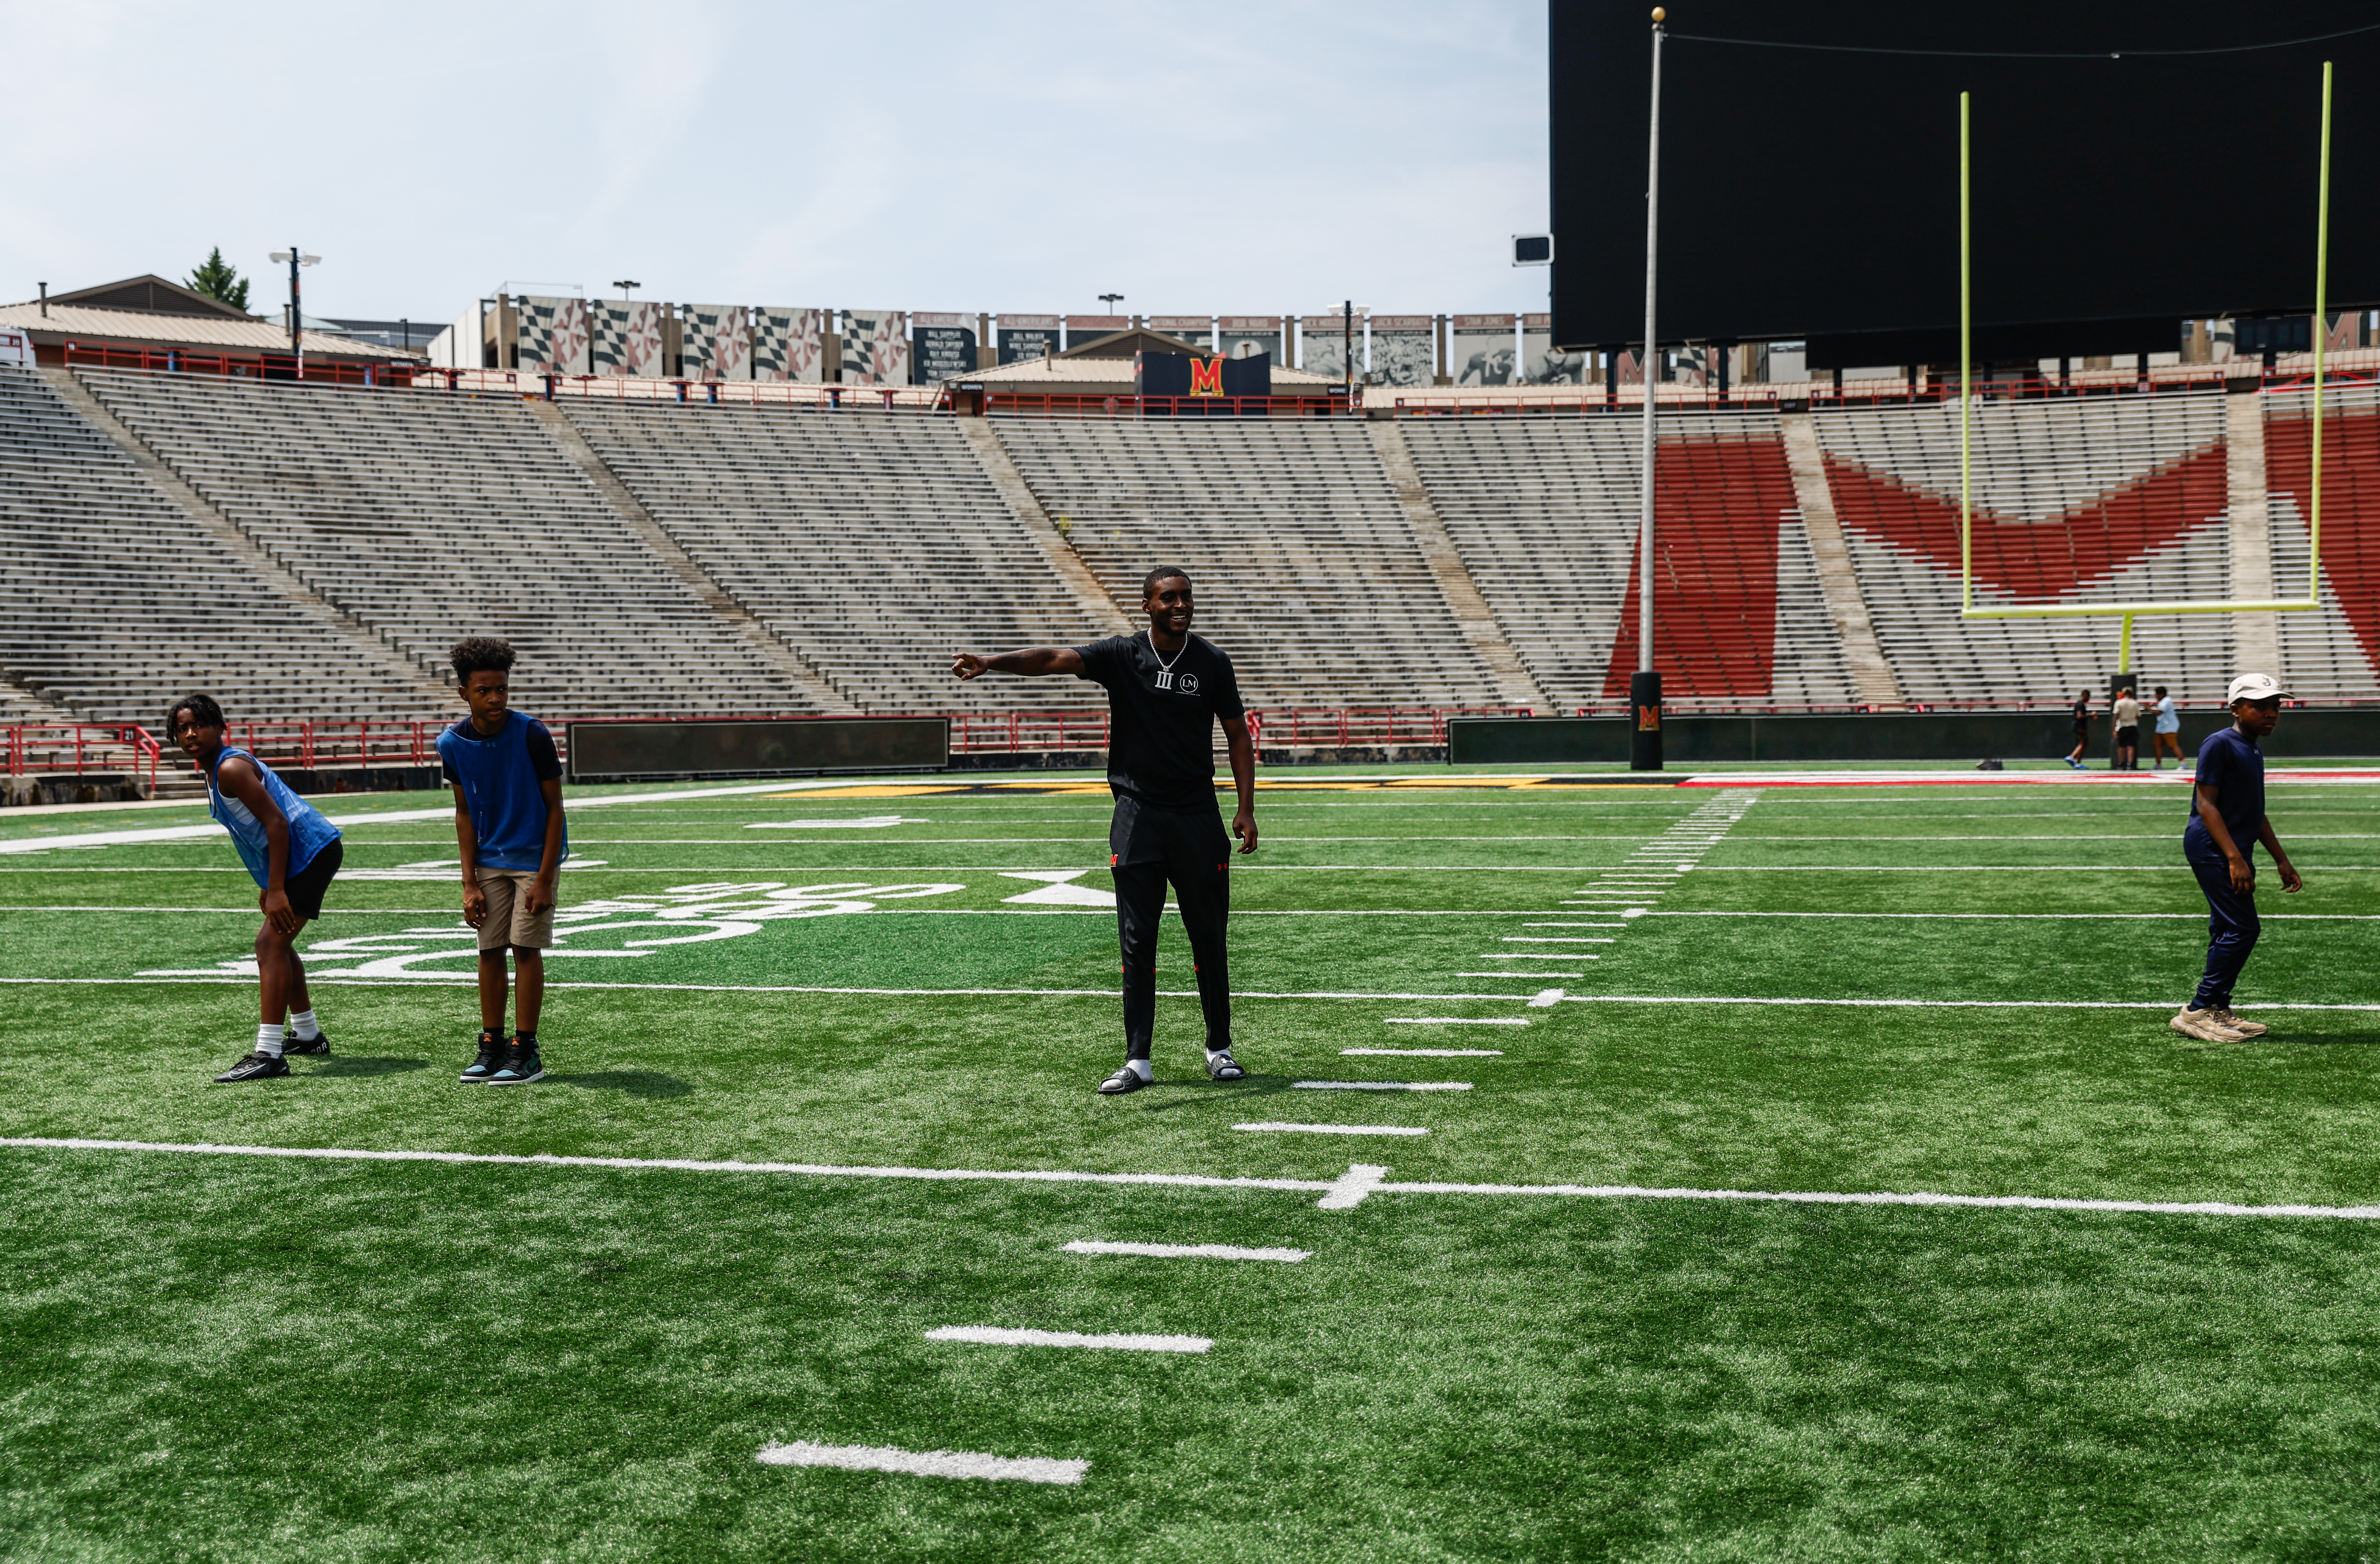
475, 868, 557, 951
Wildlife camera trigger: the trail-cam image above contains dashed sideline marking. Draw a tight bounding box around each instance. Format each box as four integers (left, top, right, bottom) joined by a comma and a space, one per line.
1063, 1240, 1308, 1262
1233, 1123, 1430, 1137
926, 1325, 1211, 1354
757, 1441, 1087, 1486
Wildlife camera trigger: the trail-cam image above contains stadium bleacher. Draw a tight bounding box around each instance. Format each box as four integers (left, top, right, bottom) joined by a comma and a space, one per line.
989, 418, 1506, 710
2263, 383, 2380, 703
0, 367, 444, 725
77, 370, 830, 720
559, 402, 1112, 713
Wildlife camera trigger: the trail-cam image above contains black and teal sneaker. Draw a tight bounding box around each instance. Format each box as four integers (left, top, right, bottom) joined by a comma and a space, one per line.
459, 1030, 506, 1084
487, 1041, 543, 1085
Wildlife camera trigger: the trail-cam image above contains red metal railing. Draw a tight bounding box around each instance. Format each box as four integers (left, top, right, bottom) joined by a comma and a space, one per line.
4, 725, 161, 785
62, 343, 419, 387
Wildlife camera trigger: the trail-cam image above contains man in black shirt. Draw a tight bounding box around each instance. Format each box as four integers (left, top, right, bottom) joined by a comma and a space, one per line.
953, 566, 1259, 1093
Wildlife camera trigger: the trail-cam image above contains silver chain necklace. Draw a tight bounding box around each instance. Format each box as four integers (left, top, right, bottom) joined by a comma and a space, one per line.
1148, 630, 1190, 690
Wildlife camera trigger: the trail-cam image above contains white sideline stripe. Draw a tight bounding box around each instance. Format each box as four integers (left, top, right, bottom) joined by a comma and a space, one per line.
1473, 953, 1599, 960
757, 1441, 1086, 1486
1651, 911, 2380, 921
1500, 937, 1615, 943
1347, 1046, 1507, 1054
0, 978, 1542, 1003
16, 1138, 2373, 1223
1063, 1240, 1308, 1262
1292, 1080, 1472, 1092
926, 1325, 1211, 1354
1522, 921, 1626, 927
1234, 1123, 1430, 1137
0, 1136, 1333, 1192
1552, 994, 2380, 1011
1456, 971, 1582, 978
1374, 1019, 1526, 1028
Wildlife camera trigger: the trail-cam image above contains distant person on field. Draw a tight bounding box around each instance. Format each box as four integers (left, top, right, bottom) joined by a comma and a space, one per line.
2112, 686, 2142, 771
2170, 674, 2302, 1043
2064, 688, 2095, 769
952, 566, 1257, 1095
439, 638, 568, 1085
169, 693, 344, 1083
2149, 685, 2183, 769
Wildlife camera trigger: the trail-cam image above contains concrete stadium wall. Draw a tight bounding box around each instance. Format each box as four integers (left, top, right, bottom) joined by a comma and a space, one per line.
1447, 710, 2380, 765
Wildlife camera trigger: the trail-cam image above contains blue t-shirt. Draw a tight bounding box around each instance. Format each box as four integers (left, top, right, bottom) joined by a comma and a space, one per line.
437, 714, 567, 872
2185, 725, 2265, 859
206, 747, 342, 888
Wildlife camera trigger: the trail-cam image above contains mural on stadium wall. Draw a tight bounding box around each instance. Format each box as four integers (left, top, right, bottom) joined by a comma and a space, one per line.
516, 296, 590, 374
592, 300, 669, 377
680, 304, 752, 380
1298, 311, 1362, 378
1452, 314, 1517, 385
1522, 313, 1586, 384
910, 312, 977, 383
753, 308, 825, 382
1148, 316, 1214, 351
1065, 315, 1128, 351
840, 309, 910, 385
1367, 316, 1434, 386
1219, 316, 1282, 362
998, 315, 1059, 364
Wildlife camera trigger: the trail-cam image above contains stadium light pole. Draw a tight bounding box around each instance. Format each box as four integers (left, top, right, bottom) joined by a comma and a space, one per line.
1632, 7, 1666, 769
270, 247, 320, 367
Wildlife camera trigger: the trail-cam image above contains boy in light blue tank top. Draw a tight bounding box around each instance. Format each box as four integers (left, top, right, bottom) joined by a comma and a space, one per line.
169, 693, 345, 1083
436, 639, 569, 1086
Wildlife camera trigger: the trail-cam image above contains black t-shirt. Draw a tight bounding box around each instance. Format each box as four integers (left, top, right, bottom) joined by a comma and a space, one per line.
1074, 632, 1246, 808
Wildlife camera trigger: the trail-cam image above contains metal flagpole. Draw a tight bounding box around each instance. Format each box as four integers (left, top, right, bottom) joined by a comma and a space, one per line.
1631, 7, 1666, 769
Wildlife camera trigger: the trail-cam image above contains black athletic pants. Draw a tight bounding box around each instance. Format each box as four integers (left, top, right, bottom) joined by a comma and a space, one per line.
1110, 799, 1232, 1061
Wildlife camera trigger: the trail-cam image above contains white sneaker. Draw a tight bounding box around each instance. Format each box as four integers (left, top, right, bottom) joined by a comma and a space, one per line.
2210, 1008, 2270, 1039
2171, 1006, 2246, 1042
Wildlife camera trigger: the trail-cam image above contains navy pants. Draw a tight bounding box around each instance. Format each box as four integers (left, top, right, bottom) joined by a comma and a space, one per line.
1109, 801, 1232, 1061
2187, 847, 2260, 1010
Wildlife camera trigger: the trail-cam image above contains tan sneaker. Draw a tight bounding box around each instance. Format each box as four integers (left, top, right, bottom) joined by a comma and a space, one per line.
2210, 1008, 2270, 1039
2171, 1006, 2247, 1042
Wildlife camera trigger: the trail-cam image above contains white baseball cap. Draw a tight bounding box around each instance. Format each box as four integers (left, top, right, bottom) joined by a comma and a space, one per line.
2226, 672, 2292, 704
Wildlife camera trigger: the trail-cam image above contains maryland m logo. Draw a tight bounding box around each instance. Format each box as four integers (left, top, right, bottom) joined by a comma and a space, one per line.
1188, 356, 1225, 396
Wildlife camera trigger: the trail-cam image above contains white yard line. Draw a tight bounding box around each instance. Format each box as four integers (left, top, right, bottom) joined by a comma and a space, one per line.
1500, 937, 1615, 943
16, 1138, 2377, 1222
1348, 1045, 1508, 1053
1472, 954, 1600, 960
1062, 1240, 1308, 1262
1651, 911, 2380, 921
1292, 1081, 1473, 1092
0, 978, 1543, 1003
1233, 1123, 1430, 1137
1456, 971, 1583, 978
926, 1325, 1211, 1354
757, 1441, 1087, 1486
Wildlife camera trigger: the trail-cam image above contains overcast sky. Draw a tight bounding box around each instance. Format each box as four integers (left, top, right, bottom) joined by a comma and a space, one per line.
3, 0, 1551, 327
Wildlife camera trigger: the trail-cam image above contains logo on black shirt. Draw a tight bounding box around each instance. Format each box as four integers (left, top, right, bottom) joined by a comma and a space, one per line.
1179, 673, 1200, 695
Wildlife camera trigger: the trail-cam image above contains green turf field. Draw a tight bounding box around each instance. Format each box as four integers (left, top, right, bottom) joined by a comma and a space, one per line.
2, 767, 2376, 1562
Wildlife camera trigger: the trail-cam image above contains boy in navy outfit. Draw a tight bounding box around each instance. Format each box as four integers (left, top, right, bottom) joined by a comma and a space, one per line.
437, 639, 569, 1083
2171, 673, 2303, 1042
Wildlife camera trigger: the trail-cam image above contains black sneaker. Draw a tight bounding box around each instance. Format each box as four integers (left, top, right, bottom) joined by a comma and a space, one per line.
1204, 1049, 1247, 1082
1096, 1065, 1148, 1095
284, 1029, 330, 1057
459, 1031, 506, 1084
487, 1042, 543, 1085
215, 1051, 290, 1083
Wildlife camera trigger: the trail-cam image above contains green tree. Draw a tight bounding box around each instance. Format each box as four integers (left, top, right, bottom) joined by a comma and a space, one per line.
185, 247, 250, 311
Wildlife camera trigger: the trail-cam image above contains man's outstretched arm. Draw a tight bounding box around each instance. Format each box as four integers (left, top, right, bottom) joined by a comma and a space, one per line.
952, 648, 1087, 680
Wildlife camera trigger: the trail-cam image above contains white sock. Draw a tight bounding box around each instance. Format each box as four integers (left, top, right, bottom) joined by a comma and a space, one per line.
289, 1009, 320, 1041
1207, 1044, 1231, 1058
255, 1023, 285, 1057
1126, 1058, 1152, 1081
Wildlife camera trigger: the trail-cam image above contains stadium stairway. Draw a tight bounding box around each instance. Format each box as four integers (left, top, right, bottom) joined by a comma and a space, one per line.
2, 367, 452, 724
954, 418, 1135, 641
987, 418, 1510, 711
1778, 411, 1901, 706
78, 371, 830, 721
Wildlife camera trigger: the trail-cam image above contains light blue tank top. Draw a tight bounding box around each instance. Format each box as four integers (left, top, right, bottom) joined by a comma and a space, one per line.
205, 746, 342, 887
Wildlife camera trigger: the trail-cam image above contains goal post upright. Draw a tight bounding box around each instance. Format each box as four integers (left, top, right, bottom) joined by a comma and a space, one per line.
1956, 66, 2335, 641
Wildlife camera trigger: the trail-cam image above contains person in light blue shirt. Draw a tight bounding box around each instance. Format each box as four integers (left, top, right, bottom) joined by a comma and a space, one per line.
436, 638, 568, 1087
170, 692, 345, 1083
2149, 685, 2183, 769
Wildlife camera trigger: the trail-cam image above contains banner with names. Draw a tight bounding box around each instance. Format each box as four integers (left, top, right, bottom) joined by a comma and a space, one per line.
1148, 316, 1214, 351
1065, 315, 1128, 350
998, 314, 1059, 364
1218, 316, 1282, 362
910, 311, 977, 383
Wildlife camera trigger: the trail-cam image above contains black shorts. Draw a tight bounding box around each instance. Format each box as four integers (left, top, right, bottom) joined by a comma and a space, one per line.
281, 839, 343, 922
2116, 726, 2139, 746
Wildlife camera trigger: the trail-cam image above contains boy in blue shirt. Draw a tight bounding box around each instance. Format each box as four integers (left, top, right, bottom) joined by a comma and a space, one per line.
437, 639, 568, 1084
169, 693, 346, 1082
2171, 673, 2303, 1042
